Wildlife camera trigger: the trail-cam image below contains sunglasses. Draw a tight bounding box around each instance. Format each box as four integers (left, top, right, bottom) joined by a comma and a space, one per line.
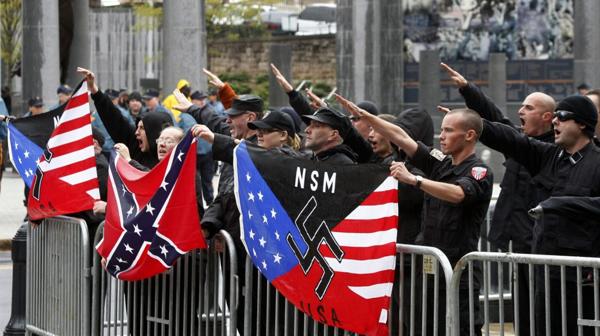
553, 110, 577, 122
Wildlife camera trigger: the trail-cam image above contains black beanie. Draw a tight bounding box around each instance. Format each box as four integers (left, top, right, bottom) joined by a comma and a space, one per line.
556, 95, 598, 137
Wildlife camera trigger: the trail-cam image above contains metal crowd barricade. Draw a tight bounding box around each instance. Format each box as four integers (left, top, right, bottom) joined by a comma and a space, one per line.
26, 216, 92, 336
241, 243, 453, 336
449, 252, 600, 336
91, 223, 239, 336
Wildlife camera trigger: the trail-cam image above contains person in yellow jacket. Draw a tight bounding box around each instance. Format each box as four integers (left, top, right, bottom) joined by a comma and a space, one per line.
163, 79, 191, 122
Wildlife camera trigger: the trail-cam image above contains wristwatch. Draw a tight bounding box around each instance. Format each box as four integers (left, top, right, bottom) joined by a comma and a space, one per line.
414, 175, 424, 189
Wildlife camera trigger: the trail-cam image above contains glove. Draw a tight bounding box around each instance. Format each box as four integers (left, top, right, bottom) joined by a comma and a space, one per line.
528, 205, 543, 219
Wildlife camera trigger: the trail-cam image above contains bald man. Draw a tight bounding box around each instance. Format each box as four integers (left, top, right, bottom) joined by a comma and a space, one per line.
442, 62, 555, 336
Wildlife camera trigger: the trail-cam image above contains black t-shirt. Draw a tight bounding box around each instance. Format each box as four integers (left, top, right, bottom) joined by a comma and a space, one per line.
410, 142, 494, 265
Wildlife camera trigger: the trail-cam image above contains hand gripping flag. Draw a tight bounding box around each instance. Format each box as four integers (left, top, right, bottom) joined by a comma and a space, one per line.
96, 131, 206, 280
233, 142, 399, 336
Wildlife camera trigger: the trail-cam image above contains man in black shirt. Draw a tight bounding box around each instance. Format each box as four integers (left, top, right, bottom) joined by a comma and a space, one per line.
338, 95, 492, 336
442, 63, 556, 335
480, 95, 600, 335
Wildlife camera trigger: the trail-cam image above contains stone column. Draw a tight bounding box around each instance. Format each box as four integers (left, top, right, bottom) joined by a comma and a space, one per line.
418, 50, 440, 116
162, 0, 207, 94
268, 43, 292, 109
573, 0, 600, 90
488, 53, 507, 114
64, 0, 90, 87
335, 0, 403, 114
22, 0, 61, 110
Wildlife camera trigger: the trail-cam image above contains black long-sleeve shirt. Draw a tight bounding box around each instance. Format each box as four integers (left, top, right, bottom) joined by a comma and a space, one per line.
459, 82, 554, 251
481, 120, 600, 257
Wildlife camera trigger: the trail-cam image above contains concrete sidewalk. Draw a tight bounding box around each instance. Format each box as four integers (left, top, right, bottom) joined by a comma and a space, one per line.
0, 170, 26, 250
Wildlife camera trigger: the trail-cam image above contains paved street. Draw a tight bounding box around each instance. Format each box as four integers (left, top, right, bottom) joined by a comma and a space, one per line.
0, 170, 26, 243
0, 251, 13, 332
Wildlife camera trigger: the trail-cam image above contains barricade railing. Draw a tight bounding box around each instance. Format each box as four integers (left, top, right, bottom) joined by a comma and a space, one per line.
91, 223, 239, 336
241, 243, 453, 336
450, 252, 600, 336
26, 216, 91, 336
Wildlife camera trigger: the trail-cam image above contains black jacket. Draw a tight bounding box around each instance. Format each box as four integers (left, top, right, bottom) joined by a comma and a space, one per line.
410, 142, 494, 265
481, 120, 600, 258
459, 82, 554, 251
184, 104, 253, 244
91, 90, 172, 169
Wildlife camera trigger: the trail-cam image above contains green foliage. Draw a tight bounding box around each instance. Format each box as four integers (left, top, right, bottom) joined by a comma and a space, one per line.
216, 71, 269, 106
132, 3, 162, 32
0, 0, 22, 86
205, 0, 278, 41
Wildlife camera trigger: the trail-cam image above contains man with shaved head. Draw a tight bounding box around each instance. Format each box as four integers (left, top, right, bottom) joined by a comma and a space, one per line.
442, 63, 555, 336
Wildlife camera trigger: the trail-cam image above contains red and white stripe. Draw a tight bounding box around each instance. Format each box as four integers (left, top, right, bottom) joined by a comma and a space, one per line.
321, 176, 398, 323
38, 82, 99, 199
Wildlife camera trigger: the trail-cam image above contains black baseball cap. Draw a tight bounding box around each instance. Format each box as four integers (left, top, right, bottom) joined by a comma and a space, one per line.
226, 94, 264, 116
57, 84, 73, 95
28, 96, 44, 107
190, 90, 207, 100
142, 88, 160, 100
248, 110, 296, 137
105, 89, 119, 99
301, 107, 352, 138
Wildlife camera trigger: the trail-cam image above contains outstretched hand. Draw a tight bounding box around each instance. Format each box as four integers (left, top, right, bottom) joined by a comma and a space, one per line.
172, 88, 193, 112
440, 63, 468, 88
437, 105, 451, 114
305, 88, 327, 109
335, 94, 368, 119
203, 68, 225, 89
270, 63, 293, 93
77, 67, 99, 94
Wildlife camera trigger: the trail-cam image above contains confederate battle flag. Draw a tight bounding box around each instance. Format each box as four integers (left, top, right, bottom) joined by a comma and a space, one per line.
234, 141, 399, 336
97, 131, 206, 280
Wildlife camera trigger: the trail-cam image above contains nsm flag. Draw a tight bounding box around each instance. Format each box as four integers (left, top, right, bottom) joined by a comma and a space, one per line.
233, 141, 398, 336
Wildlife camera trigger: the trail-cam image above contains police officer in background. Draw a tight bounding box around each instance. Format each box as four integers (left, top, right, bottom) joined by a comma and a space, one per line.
338, 95, 492, 336
441, 63, 556, 335
479, 95, 600, 336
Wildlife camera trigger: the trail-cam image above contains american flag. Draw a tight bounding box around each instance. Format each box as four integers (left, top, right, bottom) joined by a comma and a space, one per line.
26, 81, 99, 220
96, 131, 206, 280
234, 141, 398, 336
7, 122, 44, 188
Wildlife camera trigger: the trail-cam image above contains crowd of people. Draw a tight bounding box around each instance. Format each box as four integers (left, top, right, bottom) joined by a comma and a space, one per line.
1, 61, 600, 336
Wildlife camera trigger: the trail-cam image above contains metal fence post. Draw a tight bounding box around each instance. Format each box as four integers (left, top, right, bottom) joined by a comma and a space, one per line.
3, 222, 27, 336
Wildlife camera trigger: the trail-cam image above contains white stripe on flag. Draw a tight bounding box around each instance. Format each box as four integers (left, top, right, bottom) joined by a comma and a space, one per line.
59, 167, 98, 185
325, 255, 396, 274
348, 283, 393, 299
57, 102, 90, 125
345, 202, 398, 220
87, 188, 100, 200
330, 229, 397, 247
38, 146, 95, 172
373, 176, 398, 192
73, 82, 88, 97
47, 124, 92, 149
379, 309, 388, 323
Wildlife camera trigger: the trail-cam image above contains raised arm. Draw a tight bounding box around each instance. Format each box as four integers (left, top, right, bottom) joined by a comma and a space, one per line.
336, 94, 418, 157
480, 120, 554, 176
203, 68, 236, 109
270, 63, 313, 116
78, 67, 137, 148
441, 63, 513, 127
173, 89, 231, 136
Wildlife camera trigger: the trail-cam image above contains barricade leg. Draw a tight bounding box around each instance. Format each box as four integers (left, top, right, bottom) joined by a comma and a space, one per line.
4, 223, 27, 336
